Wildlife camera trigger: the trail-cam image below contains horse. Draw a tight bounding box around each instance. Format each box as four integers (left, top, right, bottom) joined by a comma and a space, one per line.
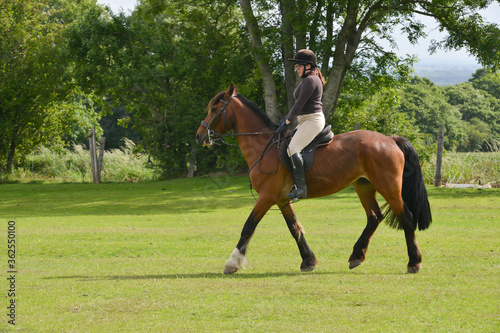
195, 84, 432, 274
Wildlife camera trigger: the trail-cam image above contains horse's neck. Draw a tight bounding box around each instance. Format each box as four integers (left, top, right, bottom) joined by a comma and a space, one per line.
234, 110, 274, 167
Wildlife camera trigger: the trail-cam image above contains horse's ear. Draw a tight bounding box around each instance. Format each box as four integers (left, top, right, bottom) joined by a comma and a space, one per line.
224, 83, 238, 99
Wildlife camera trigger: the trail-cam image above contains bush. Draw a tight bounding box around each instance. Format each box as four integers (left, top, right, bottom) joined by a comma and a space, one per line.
12, 139, 160, 182
422, 151, 500, 186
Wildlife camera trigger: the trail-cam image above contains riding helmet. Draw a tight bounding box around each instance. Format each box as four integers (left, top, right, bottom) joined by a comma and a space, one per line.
288, 49, 317, 67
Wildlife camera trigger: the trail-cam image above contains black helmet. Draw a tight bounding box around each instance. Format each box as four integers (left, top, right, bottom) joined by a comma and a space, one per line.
288, 49, 317, 67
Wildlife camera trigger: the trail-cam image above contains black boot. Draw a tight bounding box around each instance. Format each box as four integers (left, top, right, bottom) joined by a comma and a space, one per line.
286, 153, 307, 199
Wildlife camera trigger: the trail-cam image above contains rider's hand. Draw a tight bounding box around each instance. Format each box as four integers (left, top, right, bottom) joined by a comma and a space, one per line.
277, 118, 289, 132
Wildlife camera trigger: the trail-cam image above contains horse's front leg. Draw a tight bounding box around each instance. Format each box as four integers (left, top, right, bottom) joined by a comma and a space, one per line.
224, 196, 274, 274
279, 200, 317, 272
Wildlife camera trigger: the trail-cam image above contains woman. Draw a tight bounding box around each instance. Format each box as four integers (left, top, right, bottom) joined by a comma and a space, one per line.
277, 49, 326, 200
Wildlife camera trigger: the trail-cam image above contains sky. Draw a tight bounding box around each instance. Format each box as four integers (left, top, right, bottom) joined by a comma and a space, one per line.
97, 0, 499, 69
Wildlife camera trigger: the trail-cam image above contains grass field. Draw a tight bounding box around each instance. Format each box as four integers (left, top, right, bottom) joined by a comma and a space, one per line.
1, 175, 499, 332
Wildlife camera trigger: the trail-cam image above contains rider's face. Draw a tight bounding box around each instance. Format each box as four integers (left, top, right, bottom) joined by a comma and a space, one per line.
295, 64, 304, 76
295, 64, 311, 76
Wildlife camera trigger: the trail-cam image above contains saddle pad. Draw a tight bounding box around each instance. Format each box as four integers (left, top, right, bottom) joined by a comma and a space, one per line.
280, 126, 334, 174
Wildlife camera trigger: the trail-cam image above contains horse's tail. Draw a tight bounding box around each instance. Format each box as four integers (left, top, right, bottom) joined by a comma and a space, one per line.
383, 136, 432, 231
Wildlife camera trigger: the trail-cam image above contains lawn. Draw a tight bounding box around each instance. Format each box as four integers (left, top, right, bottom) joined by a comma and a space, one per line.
1, 176, 499, 332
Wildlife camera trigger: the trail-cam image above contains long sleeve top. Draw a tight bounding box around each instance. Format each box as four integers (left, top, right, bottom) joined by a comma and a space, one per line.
285, 74, 323, 122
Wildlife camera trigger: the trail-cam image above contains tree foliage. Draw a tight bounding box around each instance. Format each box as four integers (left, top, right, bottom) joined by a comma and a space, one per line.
237, 0, 500, 123
0, 0, 100, 174
2, 0, 500, 179
65, 0, 257, 177
398, 77, 466, 149
1, 0, 66, 173
398, 73, 500, 152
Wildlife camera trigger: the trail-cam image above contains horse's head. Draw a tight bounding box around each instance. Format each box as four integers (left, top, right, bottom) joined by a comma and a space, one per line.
196, 83, 238, 146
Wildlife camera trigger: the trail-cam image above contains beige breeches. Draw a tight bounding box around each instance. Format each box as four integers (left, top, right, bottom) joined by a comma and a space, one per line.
287, 113, 325, 156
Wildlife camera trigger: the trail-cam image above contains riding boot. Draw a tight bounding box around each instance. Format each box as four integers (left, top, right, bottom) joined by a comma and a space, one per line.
286, 153, 307, 199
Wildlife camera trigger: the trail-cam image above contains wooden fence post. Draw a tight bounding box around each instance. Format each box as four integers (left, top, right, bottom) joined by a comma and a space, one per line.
85, 127, 103, 184
97, 137, 106, 183
188, 143, 196, 178
435, 126, 445, 187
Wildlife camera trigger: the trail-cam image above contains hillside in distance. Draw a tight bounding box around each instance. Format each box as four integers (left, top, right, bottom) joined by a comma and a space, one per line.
412, 61, 481, 86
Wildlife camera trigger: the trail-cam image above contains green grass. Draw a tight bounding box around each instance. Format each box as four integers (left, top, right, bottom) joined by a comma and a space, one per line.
1, 176, 499, 332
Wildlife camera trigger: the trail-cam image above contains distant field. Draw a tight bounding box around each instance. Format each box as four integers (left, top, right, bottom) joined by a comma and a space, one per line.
413, 66, 480, 86
1, 176, 499, 331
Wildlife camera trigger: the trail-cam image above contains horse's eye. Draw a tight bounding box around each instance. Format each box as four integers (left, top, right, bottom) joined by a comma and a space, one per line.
211, 108, 216, 113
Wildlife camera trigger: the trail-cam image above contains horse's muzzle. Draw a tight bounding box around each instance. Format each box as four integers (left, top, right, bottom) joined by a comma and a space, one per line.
195, 132, 210, 146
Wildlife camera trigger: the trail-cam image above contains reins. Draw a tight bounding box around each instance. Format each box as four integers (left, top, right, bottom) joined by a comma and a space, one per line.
200, 94, 279, 148
201, 94, 293, 207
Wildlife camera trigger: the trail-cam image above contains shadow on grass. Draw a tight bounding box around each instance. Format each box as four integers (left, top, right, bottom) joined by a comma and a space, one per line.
428, 186, 500, 198
4, 175, 498, 218
43, 270, 346, 281
2, 176, 258, 217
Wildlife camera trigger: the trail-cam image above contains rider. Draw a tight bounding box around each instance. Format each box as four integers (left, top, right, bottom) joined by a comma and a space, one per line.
277, 49, 326, 200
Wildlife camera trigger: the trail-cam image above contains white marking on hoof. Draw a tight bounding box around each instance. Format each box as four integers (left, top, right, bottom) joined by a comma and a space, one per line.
223, 248, 248, 275
349, 259, 363, 269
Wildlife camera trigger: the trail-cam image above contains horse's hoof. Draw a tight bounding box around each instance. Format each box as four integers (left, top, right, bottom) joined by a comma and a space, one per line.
300, 265, 315, 272
407, 265, 421, 274
349, 259, 363, 269
224, 266, 238, 275
300, 257, 317, 272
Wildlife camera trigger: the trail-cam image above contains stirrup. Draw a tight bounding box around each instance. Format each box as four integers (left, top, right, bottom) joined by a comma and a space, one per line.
286, 184, 307, 200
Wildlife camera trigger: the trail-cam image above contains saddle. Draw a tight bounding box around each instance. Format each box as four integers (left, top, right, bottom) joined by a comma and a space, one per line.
280, 125, 334, 174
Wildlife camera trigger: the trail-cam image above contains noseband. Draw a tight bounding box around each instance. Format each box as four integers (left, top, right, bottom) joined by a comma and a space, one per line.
200, 94, 234, 145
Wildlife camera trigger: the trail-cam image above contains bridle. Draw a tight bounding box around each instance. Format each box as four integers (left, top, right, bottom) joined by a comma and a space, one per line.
200, 94, 278, 147
200, 93, 283, 174
200, 94, 235, 146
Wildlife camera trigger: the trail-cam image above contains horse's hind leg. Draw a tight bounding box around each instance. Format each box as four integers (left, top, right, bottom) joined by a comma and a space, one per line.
279, 200, 317, 272
380, 194, 422, 273
349, 179, 383, 269
399, 204, 422, 273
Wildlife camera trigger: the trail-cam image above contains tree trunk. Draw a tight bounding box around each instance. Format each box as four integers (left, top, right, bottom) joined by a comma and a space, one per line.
240, 0, 280, 123
6, 135, 17, 174
188, 143, 196, 178
323, 3, 362, 118
281, 0, 296, 113
321, 0, 334, 78
435, 126, 445, 186
97, 136, 106, 183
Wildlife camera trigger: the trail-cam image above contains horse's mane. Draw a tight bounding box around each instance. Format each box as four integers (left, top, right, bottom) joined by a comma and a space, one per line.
207, 91, 277, 130
235, 94, 277, 130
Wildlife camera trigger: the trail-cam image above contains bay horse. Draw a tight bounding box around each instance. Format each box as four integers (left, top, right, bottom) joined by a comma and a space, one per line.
195, 84, 431, 274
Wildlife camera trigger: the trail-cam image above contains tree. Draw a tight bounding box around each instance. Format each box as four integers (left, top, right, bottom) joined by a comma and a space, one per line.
65, 0, 257, 177
238, 0, 500, 122
398, 77, 465, 150
451, 72, 500, 151
460, 118, 496, 151
443, 82, 498, 125
0, 0, 72, 173
470, 68, 500, 102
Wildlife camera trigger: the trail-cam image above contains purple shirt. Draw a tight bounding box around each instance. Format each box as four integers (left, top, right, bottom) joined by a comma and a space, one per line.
286, 74, 323, 122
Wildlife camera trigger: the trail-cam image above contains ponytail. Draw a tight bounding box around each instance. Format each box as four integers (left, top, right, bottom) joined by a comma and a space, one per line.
316, 68, 326, 86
